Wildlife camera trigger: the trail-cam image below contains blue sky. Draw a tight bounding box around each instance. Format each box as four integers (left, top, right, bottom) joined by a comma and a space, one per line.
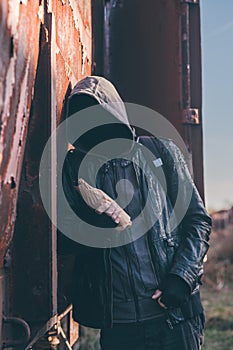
201, 0, 233, 210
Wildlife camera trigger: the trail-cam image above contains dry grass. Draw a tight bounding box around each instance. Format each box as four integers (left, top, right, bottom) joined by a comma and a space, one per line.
201, 284, 233, 350
77, 327, 100, 350
201, 224, 233, 350
203, 225, 233, 290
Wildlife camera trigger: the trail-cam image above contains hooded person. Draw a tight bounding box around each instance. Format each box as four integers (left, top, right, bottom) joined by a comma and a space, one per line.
60, 76, 212, 350
67, 76, 135, 155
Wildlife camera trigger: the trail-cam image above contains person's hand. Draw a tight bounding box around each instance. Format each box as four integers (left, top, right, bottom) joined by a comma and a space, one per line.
152, 274, 191, 308
96, 201, 122, 224
151, 289, 167, 309
75, 179, 132, 230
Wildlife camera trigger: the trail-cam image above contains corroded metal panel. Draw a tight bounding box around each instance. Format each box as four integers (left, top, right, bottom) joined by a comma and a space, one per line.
52, 0, 92, 118
0, 0, 92, 267
106, 0, 204, 197
0, 0, 41, 268
107, 0, 183, 133
1, 0, 92, 346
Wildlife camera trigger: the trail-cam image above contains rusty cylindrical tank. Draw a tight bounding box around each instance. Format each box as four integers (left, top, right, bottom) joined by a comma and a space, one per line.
105, 0, 204, 198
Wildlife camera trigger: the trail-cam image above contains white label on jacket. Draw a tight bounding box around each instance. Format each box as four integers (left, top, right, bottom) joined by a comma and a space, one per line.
153, 158, 163, 168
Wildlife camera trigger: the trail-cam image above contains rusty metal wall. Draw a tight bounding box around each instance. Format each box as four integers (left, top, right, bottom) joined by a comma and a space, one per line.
0, 1, 41, 343
0, 0, 41, 271
0, 0, 92, 347
0, 0, 92, 268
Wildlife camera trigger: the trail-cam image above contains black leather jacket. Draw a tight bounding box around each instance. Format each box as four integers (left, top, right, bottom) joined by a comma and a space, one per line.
59, 76, 212, 329
61, 136, 212, 329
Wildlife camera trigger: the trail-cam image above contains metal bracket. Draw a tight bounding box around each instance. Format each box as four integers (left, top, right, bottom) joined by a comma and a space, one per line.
25, 306, 77, 349
182, 108, 200, 124
47, 321, 73, 350
57, 321, 73, 350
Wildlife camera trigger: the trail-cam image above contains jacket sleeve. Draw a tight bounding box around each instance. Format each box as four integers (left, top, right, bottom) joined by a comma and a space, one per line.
158, 139, 212, 291
58, 149, 116, 257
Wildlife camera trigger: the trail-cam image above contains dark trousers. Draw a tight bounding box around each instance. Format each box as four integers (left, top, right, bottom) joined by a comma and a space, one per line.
100, 314, 205, 350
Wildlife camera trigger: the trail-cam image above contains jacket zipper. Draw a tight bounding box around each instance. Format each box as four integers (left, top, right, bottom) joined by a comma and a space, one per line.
132, 155, 174, 330
123, 245, 140, 322
145, 233, 159, 287
132, 159, 159, 288
104, 248, 113, 328
118, 161, 140, 321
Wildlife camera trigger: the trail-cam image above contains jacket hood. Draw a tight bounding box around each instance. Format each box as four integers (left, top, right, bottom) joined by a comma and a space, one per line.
67, 76, 135, 154
68, 76, 133, 130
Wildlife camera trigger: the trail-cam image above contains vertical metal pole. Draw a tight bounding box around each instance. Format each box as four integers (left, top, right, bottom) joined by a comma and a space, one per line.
0, 270, 3, 347
104, 0, 112, 79
50, 11, 58, 319
181, 3, 191, 113
180, 0, 204, 198
181, 2, 194, 176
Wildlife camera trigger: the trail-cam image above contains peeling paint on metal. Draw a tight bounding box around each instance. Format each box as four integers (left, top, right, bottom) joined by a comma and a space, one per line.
0, 56, 16, 164
0, 75, 4, 115
0, 78, 3, 116
1, 0, 92, 344
4, 62, 30, 185
54, 0, 92, 93
7, 0, 20, 35
3, 57, 16, 119
68, 0, 92, 62
38, 4, 44, 23
55, 43, 60, 55
0, 0, 41, 269
81, 44, 88, 75
55, 48, 78, 88
47, 0, 53, 14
